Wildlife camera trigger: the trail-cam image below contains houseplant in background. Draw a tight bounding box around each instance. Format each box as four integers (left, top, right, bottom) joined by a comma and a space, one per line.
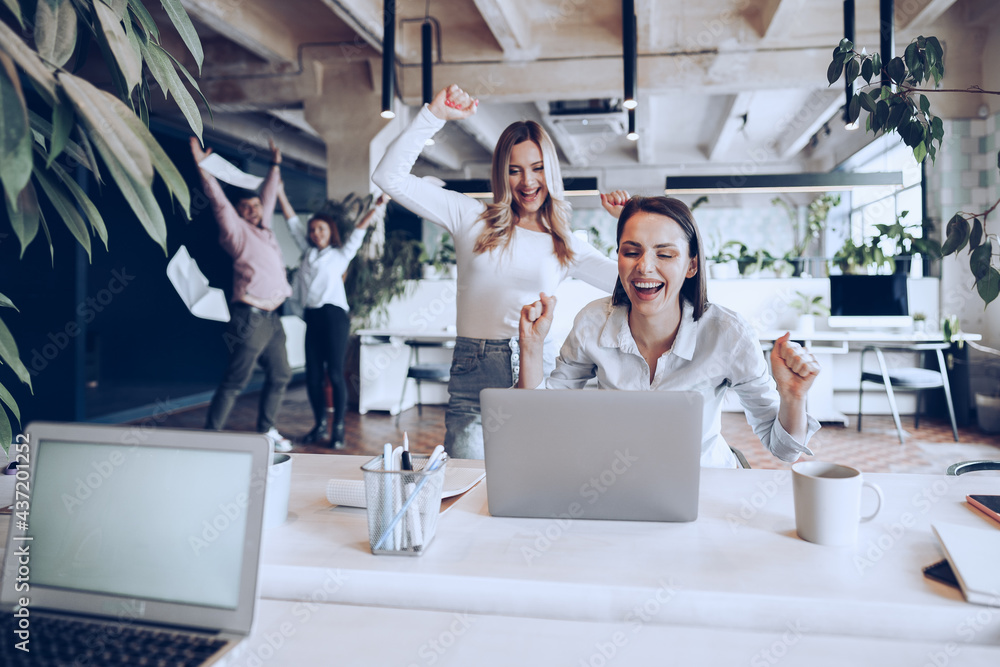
705, 235, 739, 279
831, 234, 888, 275
0, 0, 206, 454
788, 291, 830, 334
774, 193, 841, 277
872, 211, 942, 275
419, 233, 457, 280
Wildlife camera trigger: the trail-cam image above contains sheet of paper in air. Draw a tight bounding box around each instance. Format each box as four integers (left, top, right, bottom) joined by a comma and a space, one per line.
167, 245, 231, 322
198, 153, 264, 190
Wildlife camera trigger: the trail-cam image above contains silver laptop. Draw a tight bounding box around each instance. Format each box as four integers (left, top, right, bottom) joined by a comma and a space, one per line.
0, 421, 271, 665
480, 389, 703, 522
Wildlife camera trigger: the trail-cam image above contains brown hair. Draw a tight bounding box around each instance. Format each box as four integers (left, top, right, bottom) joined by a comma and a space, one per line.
612, 196, 707, 320
306, 214, 343, 249
473, 121, 574, 267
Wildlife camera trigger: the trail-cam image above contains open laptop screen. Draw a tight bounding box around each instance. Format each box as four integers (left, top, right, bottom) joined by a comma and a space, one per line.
29, 440, 253, 610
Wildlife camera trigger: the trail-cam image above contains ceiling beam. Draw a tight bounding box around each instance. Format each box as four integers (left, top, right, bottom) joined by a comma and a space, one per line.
772, 89, 843, 159
743, 0, 784, 39
180, 0, 300, 63
319, 0, 384, 53
704, 92, 754, 162
895, 0, 958, 30
471, 0, 531, 57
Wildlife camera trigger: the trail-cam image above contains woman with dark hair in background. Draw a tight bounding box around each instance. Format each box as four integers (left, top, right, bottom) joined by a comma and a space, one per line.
279, 186, 389, 447
373, 84, 626, 460
518, 196, 822, 468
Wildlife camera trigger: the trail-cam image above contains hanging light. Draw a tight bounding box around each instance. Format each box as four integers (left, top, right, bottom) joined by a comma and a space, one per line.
843, 0, 859, 129
421, 20, 433, 106
622, 0, 637, 110
381, 0, 396, 119
626, 109, 638, 141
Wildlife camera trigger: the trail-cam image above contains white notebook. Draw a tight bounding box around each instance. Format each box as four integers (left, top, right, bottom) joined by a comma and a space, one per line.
932, 522, 1000, 607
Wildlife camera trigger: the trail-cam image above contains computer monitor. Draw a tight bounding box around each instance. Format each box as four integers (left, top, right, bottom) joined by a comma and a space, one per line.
827, 274, 912, 329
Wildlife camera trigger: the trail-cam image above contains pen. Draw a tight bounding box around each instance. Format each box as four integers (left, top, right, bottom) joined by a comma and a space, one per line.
401, 433, 412, 472
382, 443, 394, 549
375, 451, 449, 551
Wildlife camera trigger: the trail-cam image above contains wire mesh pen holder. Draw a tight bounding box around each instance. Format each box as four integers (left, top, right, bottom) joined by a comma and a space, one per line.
361, 454, 448, 556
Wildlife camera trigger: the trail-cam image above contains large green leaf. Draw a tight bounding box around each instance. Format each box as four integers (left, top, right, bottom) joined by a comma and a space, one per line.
1, 0, 23, 28
0, 316, 31, 390
165, 49, 212, 124
143, 41, 202, 140
74, 126, 103, 184
127, 0, 159, 41
0, 19, 58, 105
941, 214, 969, 256
32, 158, 92, 260
37, 205, 54, 264
46, 158, 109, 249
0, 292, 16, 310
3, 179, 39, 256
977, 268, 1000, 306
47, 100, 73, 167
0, 405, 11, 455
28, 109, 94, 173
60, 73, 153, 187
94, 0, 142, 95
0, 374, 20, 424
970, 240, 992, 280
99, 85, 190, 216
34, 0, 78, 68
0, 53, 33, 209
160, 0, 203, 72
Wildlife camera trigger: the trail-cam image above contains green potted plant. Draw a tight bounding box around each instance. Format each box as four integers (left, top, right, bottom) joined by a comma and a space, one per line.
788, 291, 830, 334
706, 236, 739, 279
774, 194, 841, 277
872, 210, 942, 275
419, 233, 457, 279
831, 236, 888, 275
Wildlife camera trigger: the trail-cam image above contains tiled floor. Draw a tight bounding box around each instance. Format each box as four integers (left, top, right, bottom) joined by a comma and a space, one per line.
147, 381, 1000, 475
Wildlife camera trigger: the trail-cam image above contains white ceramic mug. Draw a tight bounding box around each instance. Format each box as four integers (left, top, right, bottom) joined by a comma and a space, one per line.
792, 462, 883, 546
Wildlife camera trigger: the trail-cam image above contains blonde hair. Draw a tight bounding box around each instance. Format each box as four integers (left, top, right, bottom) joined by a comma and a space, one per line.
473, 121, 575, 267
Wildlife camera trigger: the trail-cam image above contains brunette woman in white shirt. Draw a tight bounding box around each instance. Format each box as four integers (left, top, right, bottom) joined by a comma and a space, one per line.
518, 196, 822, 468
279, 187, 389, 447
374, 84, 623, 459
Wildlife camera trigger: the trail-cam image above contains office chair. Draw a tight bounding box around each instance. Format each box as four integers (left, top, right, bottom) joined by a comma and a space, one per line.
946, 460, 1000, 476
857, 343, 958, 444
730, 446, 751, 469
396, 339, 453, 425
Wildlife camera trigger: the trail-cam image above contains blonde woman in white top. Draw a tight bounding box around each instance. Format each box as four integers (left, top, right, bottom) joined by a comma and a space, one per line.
373, 84, 623, 459
518, 196, 822, 468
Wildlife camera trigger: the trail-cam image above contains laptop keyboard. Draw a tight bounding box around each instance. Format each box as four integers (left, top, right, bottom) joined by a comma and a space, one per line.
0, 613, 228, 666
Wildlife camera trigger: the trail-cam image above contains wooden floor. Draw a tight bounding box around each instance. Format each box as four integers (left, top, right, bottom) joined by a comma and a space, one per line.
146, 381, 1000, 474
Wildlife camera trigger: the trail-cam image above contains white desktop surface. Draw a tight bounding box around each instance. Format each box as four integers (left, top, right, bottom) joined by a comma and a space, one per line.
261, 455, 1000, 647
222, 599, 1000, 667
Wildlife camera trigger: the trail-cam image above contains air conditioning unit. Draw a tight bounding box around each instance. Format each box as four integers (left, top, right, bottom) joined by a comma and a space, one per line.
545, 99, 627, 137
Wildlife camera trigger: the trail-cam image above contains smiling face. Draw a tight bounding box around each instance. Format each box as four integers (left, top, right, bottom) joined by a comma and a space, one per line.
235, 196, 264, 227
507, 140, 548, 219
617, 211, 698, 320
308, 218, 332, 249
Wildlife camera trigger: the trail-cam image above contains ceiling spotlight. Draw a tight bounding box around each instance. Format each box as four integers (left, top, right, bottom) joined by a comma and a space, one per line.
626, 108, 638, 141
381, 0, 396, 119
622, 0, 637, 110
844, 119, 860, 131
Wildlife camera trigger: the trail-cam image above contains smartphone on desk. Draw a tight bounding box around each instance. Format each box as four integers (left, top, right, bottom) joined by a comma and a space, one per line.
967, 495, 1000, 527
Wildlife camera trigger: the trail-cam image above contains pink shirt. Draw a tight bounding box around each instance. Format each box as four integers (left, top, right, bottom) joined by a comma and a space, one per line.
199, 166, 291, 310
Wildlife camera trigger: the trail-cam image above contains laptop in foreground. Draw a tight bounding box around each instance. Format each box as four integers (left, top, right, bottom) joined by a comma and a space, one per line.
480, 389, 703, 522
0, 421, 271, 665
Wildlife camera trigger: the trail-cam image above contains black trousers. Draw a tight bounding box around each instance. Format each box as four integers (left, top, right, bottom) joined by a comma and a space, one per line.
205, 303, 292, 432
303, 304, 350, 426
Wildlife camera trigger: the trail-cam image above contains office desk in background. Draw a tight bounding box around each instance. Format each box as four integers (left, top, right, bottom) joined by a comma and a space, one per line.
756, 329, 982, 425
250, 454, 1000, 664
355, 329, 456, 414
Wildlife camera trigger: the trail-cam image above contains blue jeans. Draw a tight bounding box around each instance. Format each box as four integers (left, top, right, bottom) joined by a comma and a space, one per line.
443, 336, 557, 460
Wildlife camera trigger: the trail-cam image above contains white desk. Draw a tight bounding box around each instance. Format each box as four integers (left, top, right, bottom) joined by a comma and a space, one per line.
260, 455, 1000, 651
221, 599, 1000, 666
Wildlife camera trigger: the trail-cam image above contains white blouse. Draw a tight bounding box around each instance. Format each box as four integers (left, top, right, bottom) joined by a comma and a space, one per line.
541, 297, 819, 468
372, 105, 618, 340
288, 215, 366, 312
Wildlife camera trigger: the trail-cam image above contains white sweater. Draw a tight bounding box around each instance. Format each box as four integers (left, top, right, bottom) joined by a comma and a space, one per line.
372, 106, 618, 340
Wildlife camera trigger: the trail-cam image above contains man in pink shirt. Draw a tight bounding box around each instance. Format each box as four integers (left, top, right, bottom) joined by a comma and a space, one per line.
191, 137, 293, 452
